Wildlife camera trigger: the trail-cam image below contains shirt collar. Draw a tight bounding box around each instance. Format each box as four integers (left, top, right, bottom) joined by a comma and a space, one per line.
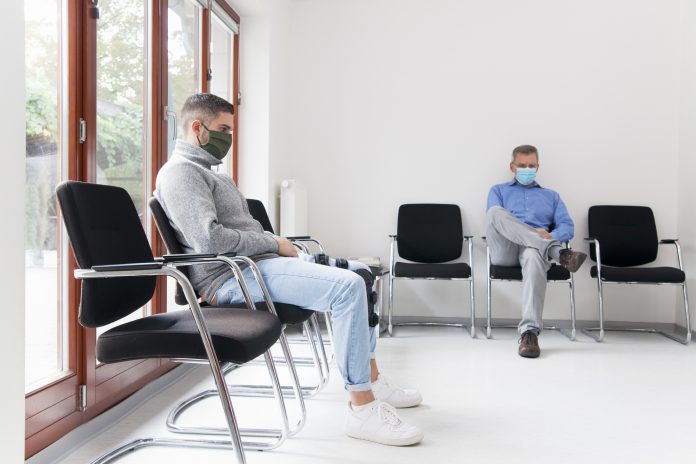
508, 178, 542, 188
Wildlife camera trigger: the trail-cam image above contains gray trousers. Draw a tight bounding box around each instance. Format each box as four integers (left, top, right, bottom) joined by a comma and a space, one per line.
486, 206, 560, 335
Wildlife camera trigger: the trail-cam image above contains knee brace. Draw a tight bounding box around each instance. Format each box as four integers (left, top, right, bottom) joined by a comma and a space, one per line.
354, 268, 379, 328
313, 254, 379, 327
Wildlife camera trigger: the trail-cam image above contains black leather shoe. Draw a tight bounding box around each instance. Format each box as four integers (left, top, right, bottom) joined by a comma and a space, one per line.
518, 331, 540, 358
558, 249, 587, 273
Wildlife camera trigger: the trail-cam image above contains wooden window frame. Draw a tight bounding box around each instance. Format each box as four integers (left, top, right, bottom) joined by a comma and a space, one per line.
24, 0, 241, 457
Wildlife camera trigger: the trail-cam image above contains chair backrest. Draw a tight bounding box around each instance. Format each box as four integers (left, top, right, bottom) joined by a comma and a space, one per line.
588, 205, 658, 267
149, 197, 272, 305
397, 203, 463, 263
247, 199, 274, 233
149, 196, 191, 305
56, 181, 156, 328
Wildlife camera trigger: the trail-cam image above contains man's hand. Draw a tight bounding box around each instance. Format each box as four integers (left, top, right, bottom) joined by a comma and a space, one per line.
536, 228, 553, 240
276, 237, 299, 257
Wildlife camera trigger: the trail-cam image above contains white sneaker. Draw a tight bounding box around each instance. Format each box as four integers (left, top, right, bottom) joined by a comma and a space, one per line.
345, 400, 424, 446
371, 374, 423, 408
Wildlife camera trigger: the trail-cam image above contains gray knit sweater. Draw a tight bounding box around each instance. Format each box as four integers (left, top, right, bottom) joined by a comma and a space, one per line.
154, 140, 279, 301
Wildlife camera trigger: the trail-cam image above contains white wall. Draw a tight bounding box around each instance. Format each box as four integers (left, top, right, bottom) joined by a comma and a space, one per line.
677, 0, 696, 328
0, 0, 26, 460
266, 0, 685, 322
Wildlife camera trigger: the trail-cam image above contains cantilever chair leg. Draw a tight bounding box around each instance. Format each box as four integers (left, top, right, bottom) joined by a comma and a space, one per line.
87, 265, 288, 464
167, 259, 318, 439
561, 274, 577, 341
583, 281, 692, 345
582, 277, 606, 342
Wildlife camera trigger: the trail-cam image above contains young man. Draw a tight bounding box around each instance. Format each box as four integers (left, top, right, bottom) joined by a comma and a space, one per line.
155, 93, 423, 446
486, 145, 587, 358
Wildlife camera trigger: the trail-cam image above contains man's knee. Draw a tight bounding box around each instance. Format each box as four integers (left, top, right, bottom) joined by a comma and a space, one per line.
520, 248, 547, 270
486, 206, 507, 222
486, 206, 507, 224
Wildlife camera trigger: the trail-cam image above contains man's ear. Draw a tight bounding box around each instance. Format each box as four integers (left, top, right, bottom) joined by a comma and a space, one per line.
509, 162, 516, 173
190, 119, 202, 137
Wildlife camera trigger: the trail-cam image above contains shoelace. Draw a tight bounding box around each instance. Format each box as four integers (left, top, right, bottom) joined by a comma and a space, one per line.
377, 402, 402, 427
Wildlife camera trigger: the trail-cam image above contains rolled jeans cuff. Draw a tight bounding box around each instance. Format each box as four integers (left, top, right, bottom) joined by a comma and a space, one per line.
345, 381, 372, 392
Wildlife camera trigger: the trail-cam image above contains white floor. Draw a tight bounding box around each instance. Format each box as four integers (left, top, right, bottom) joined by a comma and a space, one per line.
50, 326, 696, 464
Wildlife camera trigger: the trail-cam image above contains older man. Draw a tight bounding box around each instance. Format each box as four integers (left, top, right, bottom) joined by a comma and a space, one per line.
486, 145, 586, 358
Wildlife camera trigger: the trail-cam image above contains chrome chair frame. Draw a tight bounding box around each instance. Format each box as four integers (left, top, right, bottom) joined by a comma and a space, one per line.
483, 239, 577, 340
162, 255, 307, 439
78, 258, 287, 464
387, 234, 476, 337
583, 238, 691, 344
286, 237, 336, 363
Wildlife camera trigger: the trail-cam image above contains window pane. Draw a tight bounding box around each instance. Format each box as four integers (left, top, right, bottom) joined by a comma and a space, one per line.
210, 12, 236, 178
25, 0, 69, 392
168, 0, 202, 158
96, 0, 150, 337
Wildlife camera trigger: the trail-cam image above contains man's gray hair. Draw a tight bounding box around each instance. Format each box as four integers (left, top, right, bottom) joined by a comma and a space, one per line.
512, 144, 539, 162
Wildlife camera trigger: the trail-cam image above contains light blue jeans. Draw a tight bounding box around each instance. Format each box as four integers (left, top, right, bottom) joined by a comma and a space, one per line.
215, 255, 377, 392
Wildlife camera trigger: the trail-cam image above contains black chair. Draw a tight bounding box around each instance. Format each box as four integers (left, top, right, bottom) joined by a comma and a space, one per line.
245, 198, 335, 360
387, 204, 475, 336
56, 181, 286, 464
149, 197, 327, 437
483, 238, 576, 340
585, 205, 691, 344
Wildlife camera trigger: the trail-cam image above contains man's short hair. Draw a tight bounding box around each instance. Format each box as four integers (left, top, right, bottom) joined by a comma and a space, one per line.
181, 93, 234, 134
511, 144, 539, 162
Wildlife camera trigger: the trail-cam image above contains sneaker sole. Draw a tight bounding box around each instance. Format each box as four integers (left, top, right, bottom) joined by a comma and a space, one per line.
345, 429, 424, 446
381, 397, 423, 408
563, 253, 587, 273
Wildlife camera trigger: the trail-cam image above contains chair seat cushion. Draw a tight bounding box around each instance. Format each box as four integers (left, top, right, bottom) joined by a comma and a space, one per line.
97, 308, 282, 364
490, 263, 570, 281
590, 265, 685, 283
394, 262, 471, 279
216, 302, 314, 325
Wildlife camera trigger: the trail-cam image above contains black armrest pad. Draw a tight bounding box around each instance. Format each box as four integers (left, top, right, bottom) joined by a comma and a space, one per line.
161, 253, 217, 262
660, 239, 678, 244
92, 262, 164, 272
463, 235, 474, 239
389, 234, 397, 238
481, 236, 487, 241
584, 237, 596, 241
287, 236, 312, 240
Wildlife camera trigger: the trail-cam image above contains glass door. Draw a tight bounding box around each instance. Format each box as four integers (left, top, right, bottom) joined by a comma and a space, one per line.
166, 0, 204, 158
209, 6, 238, 179
24, 0, 70, 393
94, 0, 150, 337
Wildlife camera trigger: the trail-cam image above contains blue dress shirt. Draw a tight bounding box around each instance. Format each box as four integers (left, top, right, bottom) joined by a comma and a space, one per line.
486, 180, 574, 243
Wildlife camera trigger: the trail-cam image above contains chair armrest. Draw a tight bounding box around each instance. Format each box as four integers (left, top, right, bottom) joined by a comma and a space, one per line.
481, 236, 487, 241
91, 262, 164, 272
288, 237, 325, 253
160, 253, 218, 262
389, 234, 397, 239
658, 239, 684, 270
463, 235, 474, 240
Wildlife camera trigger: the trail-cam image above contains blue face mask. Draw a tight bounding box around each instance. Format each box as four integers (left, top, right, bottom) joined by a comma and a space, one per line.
515, 167, 537, 186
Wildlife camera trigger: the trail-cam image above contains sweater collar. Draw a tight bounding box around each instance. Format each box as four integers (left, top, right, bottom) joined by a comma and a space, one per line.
173, 140, 222, 169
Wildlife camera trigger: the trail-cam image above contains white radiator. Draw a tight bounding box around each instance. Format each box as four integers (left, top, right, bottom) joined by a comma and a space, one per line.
280, 179, 308, 237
